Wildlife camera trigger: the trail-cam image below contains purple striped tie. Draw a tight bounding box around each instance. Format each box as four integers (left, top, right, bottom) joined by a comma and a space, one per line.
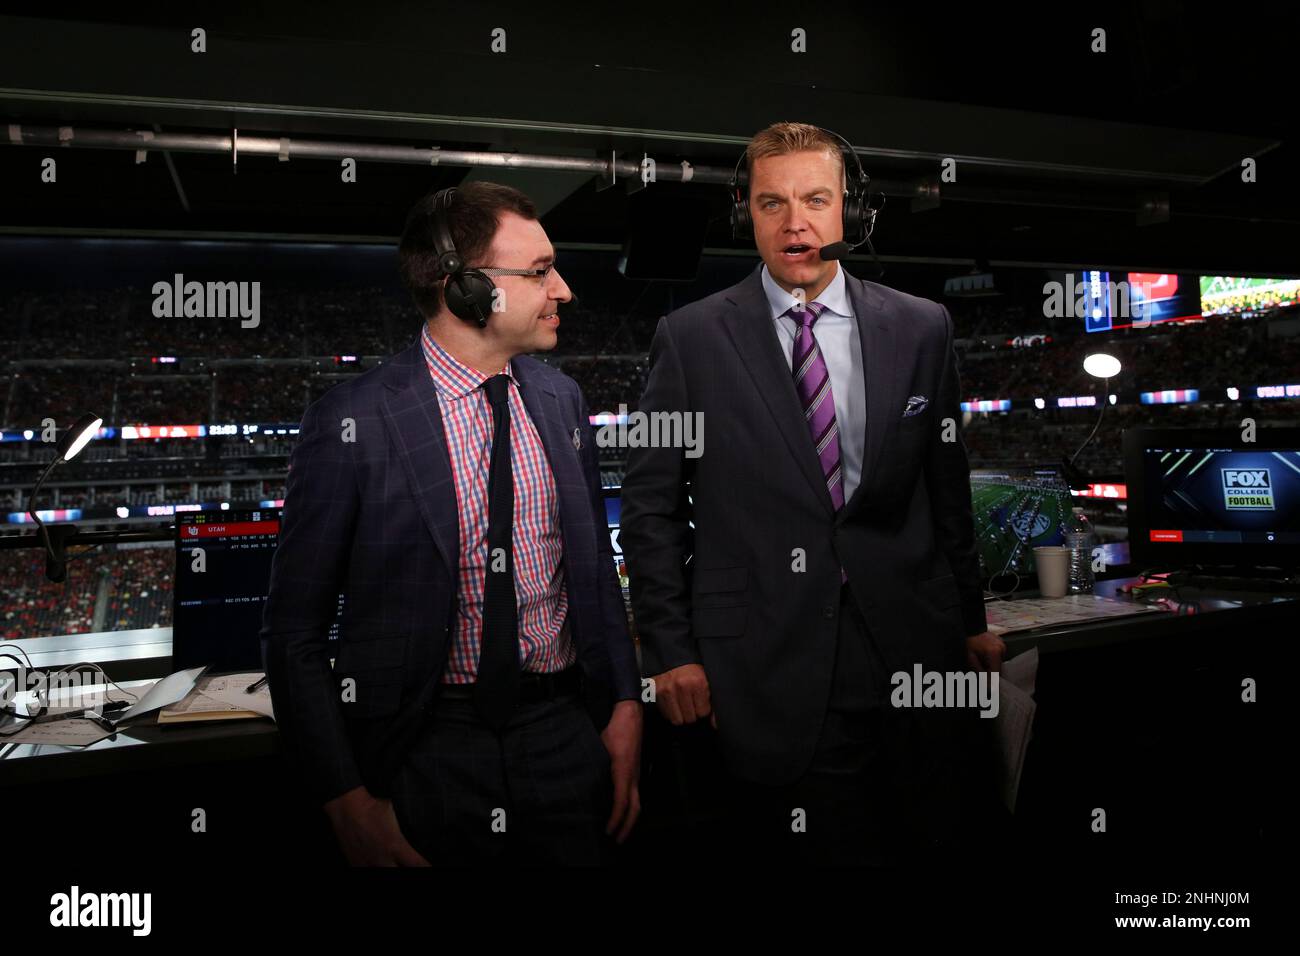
789, 301, 844, 512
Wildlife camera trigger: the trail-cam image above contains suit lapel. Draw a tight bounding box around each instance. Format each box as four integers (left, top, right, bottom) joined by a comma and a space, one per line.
512, 359, 595, 567
380, 340, 459, 577
721, 265, 898, 521
839, 274, 897, 522
722, 268, 836, 517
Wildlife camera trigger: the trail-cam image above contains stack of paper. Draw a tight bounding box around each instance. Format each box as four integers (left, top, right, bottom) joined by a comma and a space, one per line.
995, 647, 1039, 814
157, 672, 275, 724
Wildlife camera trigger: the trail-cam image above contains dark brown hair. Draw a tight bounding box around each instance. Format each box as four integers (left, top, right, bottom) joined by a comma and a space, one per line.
398, 181, 538, 319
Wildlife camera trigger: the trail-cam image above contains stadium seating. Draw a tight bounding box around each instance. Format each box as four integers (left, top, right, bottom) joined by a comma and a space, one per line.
2, 286, 1297, 641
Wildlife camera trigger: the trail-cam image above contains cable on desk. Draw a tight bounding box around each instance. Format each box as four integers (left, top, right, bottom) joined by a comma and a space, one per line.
984, 570, 1021, 602
0, 644, 140, 737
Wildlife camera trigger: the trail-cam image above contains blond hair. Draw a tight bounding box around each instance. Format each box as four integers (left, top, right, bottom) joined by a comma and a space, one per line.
744, 122, 846, 190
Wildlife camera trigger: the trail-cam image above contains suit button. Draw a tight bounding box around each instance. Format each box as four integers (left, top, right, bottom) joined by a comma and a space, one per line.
822, 605, 834, 619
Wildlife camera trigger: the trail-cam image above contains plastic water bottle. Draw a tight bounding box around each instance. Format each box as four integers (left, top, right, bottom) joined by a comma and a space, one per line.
1066, 507, 1095, 594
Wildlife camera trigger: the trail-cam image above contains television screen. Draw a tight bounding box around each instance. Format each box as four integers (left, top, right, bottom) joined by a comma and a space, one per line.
1124, 428, 1300, 568
1125, 273, 1201, 327
970, 467, 1073, 579
1199, 276, 1300, 316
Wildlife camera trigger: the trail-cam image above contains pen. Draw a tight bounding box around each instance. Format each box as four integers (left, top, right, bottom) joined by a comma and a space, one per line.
245, 675, 269, 694
35, 700, 133, 724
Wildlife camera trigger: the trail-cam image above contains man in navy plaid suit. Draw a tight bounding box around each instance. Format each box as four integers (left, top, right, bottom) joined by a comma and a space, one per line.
261, 181, 642, 866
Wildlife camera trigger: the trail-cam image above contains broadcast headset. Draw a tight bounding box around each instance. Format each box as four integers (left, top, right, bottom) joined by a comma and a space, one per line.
429, 126, 881, 327
428, 186, 497, 329
728, 125, 880, 258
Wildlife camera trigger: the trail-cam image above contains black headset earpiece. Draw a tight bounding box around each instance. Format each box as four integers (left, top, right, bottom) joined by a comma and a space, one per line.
822, 126, 873, 247
729, 151, 753, 239
729, 127, 875, 247
430, 187, 497, 329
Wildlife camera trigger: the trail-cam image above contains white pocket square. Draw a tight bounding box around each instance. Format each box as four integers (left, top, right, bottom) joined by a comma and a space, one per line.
902, 395, 929, 417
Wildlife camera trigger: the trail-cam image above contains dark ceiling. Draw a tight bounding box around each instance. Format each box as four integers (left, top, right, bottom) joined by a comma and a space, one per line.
1, 2, 1298, 277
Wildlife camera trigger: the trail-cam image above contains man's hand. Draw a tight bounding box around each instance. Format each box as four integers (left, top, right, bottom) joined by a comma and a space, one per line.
965, 630, 1006, 673
651, 662, 715, 728
600, 699, 643, 844
323, 785, 431, 866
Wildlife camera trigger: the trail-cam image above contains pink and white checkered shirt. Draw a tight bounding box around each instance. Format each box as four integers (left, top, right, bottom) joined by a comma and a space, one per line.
420, 324, 575, 681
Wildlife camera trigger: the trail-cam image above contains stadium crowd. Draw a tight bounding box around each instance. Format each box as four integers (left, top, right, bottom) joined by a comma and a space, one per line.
0, 544, 175, 640
2, 287, 1297, 642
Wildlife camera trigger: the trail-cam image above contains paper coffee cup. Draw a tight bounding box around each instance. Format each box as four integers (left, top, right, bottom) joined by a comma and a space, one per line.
1033, 546, 1071, 598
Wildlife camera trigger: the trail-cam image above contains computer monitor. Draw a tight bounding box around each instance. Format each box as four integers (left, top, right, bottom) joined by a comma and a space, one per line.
969, 465, 1074, 580
1123, 427, 1300, 569
172, 508, 344, 672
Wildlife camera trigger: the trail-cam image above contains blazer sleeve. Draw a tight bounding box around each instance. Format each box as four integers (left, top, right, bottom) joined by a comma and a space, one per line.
574, 385, 640, 705
618, 316, 699, 675
926, 304, 988, 637
260, 392, 364, 806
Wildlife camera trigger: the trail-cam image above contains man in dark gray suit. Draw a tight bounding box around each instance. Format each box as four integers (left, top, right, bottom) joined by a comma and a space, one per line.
620, 122, 1005, 866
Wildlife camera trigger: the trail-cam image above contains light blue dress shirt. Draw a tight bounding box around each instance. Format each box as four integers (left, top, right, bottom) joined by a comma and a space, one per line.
760, 261, 866, 503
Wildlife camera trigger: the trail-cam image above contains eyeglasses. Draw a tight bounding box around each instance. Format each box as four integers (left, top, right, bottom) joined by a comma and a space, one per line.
478, 264, 556, 281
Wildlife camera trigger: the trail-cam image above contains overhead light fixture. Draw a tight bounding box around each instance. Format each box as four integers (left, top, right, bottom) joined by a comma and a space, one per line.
1083, 353, 1122, 379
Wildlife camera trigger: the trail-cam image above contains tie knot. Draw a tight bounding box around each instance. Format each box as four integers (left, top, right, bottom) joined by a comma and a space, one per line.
482, 373, 511, 408
787, 301, 827, 327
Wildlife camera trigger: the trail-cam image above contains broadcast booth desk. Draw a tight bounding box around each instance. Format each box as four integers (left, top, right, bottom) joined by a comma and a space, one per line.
1, 574, 1290, 869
